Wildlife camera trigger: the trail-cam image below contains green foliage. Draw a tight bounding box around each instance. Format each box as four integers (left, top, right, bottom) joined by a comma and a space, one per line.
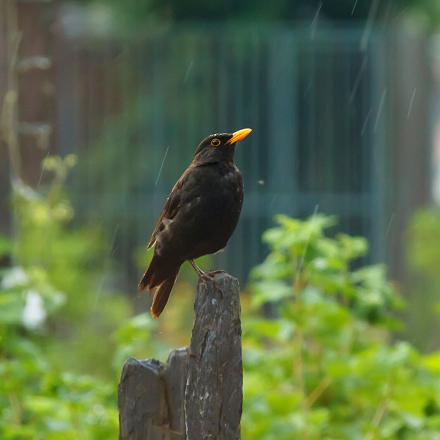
4, 164, 440, 439
12, 156, 132, 377
0, 263, 118, 439
0, 154, 197, 438
242, 214, 440, 439
113, 313, 157, 370
0, 156, 134, 438
406, 209, 440, 351
407, 209, 440, 282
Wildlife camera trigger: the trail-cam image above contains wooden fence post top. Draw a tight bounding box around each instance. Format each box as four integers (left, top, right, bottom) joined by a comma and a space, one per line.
186, 272, 242, 440
119, 272, 242, 440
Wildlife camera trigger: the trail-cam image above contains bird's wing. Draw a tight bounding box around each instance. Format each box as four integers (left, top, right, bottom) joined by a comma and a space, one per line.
147, 165, 192, 248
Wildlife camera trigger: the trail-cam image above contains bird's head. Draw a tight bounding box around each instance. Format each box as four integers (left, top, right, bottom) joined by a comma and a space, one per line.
193, 128, 252, 163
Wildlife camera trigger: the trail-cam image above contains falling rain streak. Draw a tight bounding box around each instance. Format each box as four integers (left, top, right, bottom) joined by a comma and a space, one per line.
269, 195, 279, 211
155, 146, 170, 186
361, 109, 372, 136
310, 2, 323, 40
373, 89, 387, 133
297, 204, 320, 274
304, 80, 313, 98
407, 88, 417, 119
93, 224, 120, 310
184, 60, 194, 83
349, 56, 368, 103
351, 0, 359, 15
385, 214, 394, 238
37, 151, 51, 187
361, 0, 381, 51
110, 223, 120, 256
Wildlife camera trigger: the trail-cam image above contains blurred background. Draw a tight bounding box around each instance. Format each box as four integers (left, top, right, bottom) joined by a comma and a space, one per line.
2, 0, 440, 438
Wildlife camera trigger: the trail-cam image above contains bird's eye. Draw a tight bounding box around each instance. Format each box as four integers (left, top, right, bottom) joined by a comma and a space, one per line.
211, 138, 221, 147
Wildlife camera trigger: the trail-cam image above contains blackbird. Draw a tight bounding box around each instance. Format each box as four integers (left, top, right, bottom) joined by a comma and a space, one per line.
139, 128, 252, 318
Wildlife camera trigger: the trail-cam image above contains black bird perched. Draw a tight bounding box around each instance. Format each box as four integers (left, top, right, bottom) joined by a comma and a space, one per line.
139, 128, 252, 318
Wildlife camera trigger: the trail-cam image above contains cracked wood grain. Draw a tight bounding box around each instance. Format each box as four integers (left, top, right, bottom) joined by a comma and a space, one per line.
118, 272, 242, 440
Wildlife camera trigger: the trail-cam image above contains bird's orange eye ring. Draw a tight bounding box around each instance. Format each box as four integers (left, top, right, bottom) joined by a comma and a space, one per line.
211, 138, 221, 147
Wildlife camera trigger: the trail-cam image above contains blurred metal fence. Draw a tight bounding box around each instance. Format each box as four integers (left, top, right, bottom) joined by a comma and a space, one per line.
1, 3, 432, 284
59, 25, 394, 282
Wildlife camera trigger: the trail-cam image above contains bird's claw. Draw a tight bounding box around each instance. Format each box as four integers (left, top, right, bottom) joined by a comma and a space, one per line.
207, 270, 226, 276
199, 270, 225, 282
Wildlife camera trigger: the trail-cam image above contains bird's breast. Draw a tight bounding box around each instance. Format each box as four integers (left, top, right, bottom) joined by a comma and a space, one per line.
183, 164, 243, 254
199, 165, 243, 211
156, 162, 243, 260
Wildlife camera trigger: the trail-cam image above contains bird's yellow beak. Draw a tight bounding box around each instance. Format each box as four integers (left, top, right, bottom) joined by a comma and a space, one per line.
227, 128, 252, 145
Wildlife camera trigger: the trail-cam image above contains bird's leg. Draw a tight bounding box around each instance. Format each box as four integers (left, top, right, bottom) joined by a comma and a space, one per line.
190, 259, 206, 277
190, 260, 218, 281
190, 260, 224, 297
208, 270, 226, 276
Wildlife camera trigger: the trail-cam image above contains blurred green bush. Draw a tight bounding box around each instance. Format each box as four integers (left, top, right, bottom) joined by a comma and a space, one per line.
2, 157, 440, 438
0, 156, 126, 438
11, 155, 133, 378
242, 214, 440, 439
406, 209, 440, 351
0, 154, 201, 438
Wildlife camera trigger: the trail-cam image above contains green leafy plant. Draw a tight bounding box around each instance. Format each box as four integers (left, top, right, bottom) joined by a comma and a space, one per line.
12, 155, 132, 377
0, 261, 118, 439
406, 209, 440, 351
242, 214, 440, 439
0, 156, 133, 438
4, 164, 440, 439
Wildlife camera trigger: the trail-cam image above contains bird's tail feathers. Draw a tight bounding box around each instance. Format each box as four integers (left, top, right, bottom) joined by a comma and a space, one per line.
139, 254, 175, 290
150, 276, 177, 318
138, 254, 181, 318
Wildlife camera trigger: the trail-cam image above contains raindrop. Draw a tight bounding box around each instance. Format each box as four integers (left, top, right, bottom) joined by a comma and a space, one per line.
93, 275, 107, 310
297, 204, 320, 275
110, 223, 120, 256
155, 146, 170, 186
385, 214, 394, 238
37, 151, 51, 187
93, 223, 120, 310
361, 0, 381, 51
269, 195, 278, 209
407, 88, 417, 119
349, 56, 368, 103
304, 80, 313, 98
361, 109, 372, 136
373, 89, 387, 133
184, 61, 194, 83
310, 2, 323, 40
351, 0, 359, 15
258, 180, 265, 186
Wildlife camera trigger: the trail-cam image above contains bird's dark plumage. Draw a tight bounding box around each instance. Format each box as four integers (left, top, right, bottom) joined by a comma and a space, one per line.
139, 128, 252, 318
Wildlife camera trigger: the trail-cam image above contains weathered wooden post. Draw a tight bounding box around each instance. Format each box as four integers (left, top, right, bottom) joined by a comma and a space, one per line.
118, 272, 242, 440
